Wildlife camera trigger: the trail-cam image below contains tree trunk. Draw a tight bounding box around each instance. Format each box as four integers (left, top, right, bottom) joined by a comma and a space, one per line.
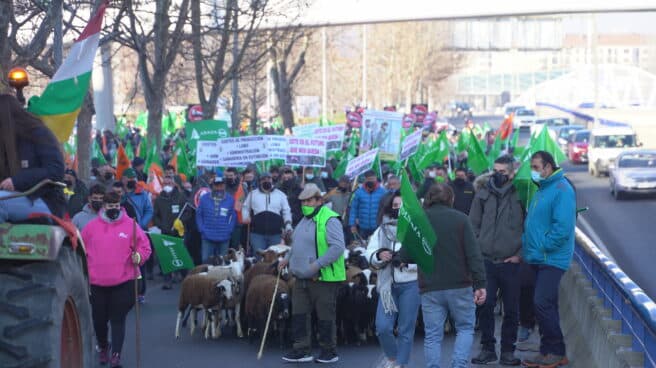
146, 97, 163, 150
76, 92, 94, 183
0, 1, 12, 94
250, 84, 258, 134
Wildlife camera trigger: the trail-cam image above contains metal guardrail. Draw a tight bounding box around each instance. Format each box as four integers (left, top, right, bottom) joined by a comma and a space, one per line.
574, 227, 656, 368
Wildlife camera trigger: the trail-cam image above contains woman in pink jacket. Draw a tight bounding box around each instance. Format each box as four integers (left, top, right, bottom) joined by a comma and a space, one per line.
81, 191, 151, 367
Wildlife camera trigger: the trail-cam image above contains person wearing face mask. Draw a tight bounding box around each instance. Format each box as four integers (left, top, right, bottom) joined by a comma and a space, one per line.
319, 166, 338, 192
242, 168, 257, 192
64, 168, 89, 217
449, 167, 475, 215
81, 191, 151, 367
468, 155, 524, 366
279, 168, 303, 226
242, 173, 293, 257
417, 165, 445, 200
196, 176, 237, 262
377, 175, 401, 226
224, 167, 248, 249
324, 175, 351, 243
153, 175, 189, 289
366, 192, 420, 368
303, 167, 326, 192
72, 184, 106, 230
520, 151, 575, 368
349, 170, 387, 241
279, 183, 346, 364
120, 168, 153, 231
92, 164, 116, 190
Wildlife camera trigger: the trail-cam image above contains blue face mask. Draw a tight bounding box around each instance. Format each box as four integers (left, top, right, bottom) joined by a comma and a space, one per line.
531, 170, 544, 182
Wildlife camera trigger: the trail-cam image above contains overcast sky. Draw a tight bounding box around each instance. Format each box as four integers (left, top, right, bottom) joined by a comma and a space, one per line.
563, 12, 656, 34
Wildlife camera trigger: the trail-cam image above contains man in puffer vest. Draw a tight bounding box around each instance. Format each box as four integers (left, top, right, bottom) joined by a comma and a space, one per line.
196, 176, 237, 263
280, 183, 346, 364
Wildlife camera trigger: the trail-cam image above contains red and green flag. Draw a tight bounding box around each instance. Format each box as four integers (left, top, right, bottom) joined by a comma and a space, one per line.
27, 2, 107, 142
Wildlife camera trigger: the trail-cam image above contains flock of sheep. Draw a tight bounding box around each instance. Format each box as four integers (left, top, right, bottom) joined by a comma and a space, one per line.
173, 244, 381, 348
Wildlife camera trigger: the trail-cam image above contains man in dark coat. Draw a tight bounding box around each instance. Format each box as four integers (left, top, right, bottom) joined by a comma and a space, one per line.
450, 167, 475, 215
64, 168, 89, 217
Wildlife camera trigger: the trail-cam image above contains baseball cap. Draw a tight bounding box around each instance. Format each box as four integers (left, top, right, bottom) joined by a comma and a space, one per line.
123, 168, 137, 179
213, 176, 225, 184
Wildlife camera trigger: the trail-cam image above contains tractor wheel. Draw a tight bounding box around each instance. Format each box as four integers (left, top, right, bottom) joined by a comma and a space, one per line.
0, 244, 93, 368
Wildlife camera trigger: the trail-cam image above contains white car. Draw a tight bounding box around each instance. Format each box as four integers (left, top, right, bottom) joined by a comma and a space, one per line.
512, 109, 537, 129
530, 117, 571, 138
609, 150, 656, 200
588, 126, 639, 177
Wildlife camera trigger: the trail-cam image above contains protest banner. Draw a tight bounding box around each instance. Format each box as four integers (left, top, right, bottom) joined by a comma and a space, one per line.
265, 135, 288, 160
285, 137, 327, 167
196, 141, 223, 167
149, 233, 195, 274
360, 110, 404, 161
399, 129, 423, 161
216, 136, 269, 167
292, 123, 320, 137
345, 148, 378, 179
295, 124, 346, 152
185, 120, 230, 152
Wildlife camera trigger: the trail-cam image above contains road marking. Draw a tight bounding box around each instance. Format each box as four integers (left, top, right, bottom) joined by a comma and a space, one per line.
577, 214, 616, 263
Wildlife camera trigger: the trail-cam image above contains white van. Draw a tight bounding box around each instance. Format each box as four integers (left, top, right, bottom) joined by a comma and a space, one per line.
588, 126, 639, 177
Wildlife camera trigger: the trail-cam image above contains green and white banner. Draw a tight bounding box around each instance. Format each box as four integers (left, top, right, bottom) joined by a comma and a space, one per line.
148, 233, 194, 274
185, 120, 230, 152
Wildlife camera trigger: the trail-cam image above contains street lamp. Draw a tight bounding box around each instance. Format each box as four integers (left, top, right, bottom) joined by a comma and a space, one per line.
7, 67, 29, 105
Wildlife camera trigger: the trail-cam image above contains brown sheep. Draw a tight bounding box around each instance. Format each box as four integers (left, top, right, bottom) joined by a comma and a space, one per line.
245, 274, 291, 347
175, 273, 233, 339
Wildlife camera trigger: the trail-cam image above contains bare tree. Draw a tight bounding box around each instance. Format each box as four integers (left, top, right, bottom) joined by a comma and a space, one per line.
270, 29, 310, 132
113, 0, 190, 152
240, 56, 268, 134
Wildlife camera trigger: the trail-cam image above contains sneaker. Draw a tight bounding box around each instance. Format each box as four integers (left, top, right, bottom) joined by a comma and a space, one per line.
471, 350, 498, 364
282, 349, 314, 363
499, 351, 521, 366
137, 295, 145, 304
110, 352, 121, 367
522, 353, 547, 367
315, 350, 339, 364
518, 326, 532, 342
162, 283, 172, 290
98, 345, 110, 365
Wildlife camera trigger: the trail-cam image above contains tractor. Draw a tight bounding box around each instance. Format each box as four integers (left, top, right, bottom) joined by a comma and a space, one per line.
0, 69, 93, 368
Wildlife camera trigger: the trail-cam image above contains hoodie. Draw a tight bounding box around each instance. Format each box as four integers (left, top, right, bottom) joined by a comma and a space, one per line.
72, 203, 99, 230
81, 209, 152, 287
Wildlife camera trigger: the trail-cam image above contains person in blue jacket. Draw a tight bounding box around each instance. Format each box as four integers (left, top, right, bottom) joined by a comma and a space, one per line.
0, 94, 66, 222
521, 151, 575, 368
196, 176, 236, 263
349, 169, 387, 241
122, 168, 153, 230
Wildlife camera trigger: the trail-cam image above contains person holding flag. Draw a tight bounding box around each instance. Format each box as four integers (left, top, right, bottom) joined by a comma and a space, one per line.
400, 182, 486, 368
366, 191, 420, 368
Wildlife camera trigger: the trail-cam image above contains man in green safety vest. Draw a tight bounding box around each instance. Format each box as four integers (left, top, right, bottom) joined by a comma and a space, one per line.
280, 183, 346, 364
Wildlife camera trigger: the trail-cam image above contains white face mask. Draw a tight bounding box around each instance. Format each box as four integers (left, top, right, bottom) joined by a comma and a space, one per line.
428, 171, 437, 178
163, 185, 174, 193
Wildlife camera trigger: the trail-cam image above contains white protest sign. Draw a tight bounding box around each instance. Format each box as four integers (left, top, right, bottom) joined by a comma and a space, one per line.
285, 137, 327, 167
216, 136, 268, 167
313, 125, 346, 151
360, 110, 404, 161
399, 129, 423, 161
265, 135, 288, 160
345, 149, 378, 179
196, 141, 223, 167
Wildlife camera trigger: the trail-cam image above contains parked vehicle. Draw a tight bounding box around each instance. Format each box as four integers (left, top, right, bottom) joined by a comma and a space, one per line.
530, 116, 571, 137
503, 104, 526, 119
588, 126, 639, 177
609, 150, 656, 200
567, 130, 590, 164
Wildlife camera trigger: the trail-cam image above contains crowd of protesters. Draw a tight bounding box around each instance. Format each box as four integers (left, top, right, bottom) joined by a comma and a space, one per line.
0, 91, 574, 368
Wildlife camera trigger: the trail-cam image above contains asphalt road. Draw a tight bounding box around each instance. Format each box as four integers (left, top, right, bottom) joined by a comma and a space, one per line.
564, 162, 656, 300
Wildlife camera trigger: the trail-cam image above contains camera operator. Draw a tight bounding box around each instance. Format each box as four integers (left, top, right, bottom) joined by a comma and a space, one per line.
365, 191, 419, 368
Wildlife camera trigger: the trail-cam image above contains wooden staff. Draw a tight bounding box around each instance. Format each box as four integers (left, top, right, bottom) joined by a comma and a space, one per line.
257, 268, 281, 360
132, 219, 141, 368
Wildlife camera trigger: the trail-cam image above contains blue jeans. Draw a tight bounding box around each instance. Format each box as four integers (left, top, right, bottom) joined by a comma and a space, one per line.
532, 265, 566, 356
376, 281, 420, 365
249, 232, 281, 258
201, 239, 229, 263
0, 190, 51, 223
479, 261, 520, 353
421, 287, 476, 368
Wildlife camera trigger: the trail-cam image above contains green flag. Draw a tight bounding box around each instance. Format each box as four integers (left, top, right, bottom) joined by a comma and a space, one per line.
92, 140, 106, 165
116, 116, 129, 139
135, 112, 148, 131
456, 130, 471, 153
487, 133, 502, 166
333, 153, 351, 179
125, 140, 134, 161
532, 125, 567, 164
138, 136, 148, 160
175, 138, 193, 178
466, 137, 490, 175
407, 157, 424, 185
397, 174, 436, 275
148, 233, 194, 274
416, 131, 450, 171
145, 142, 162, 172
